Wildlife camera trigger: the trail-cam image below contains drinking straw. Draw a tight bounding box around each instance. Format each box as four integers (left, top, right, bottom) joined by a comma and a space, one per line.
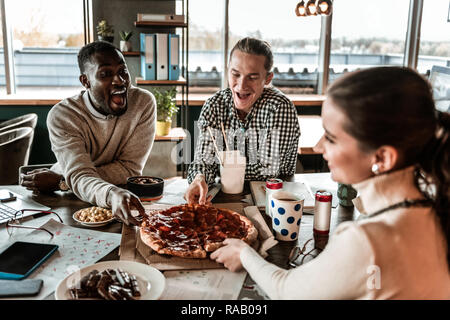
207, 126, 223, 166
221, 122, 230, 151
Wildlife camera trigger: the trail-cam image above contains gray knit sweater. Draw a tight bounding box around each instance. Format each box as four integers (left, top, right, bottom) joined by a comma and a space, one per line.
47, 86, 156, 207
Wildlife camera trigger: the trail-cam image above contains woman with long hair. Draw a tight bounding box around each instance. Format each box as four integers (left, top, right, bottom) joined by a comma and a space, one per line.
211, 66, 450, 299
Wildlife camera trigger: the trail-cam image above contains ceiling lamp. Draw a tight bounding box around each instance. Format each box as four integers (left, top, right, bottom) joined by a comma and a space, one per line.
317, 0, 332, 15
295, 0, 333, 17
305, 0, 318, 16
295, 0, 307, 17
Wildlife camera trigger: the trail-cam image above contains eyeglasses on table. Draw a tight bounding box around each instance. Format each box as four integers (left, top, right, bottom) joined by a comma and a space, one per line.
6, 209, 63, 238
288, 238, 323, 268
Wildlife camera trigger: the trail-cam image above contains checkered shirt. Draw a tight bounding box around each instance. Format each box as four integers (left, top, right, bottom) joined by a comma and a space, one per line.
187, 86, 300, 185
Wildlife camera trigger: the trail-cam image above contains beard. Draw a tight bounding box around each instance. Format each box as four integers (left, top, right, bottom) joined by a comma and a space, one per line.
88, 90, 128, 117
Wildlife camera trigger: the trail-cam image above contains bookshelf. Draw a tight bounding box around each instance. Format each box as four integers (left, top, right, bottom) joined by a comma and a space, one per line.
134, 0, 189, 177
134, 21, 188, 28
122, 51, 140, 56
136, 76, 187, 86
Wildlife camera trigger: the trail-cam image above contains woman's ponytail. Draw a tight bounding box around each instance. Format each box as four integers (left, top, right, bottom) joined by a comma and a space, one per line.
419, 111, 450, 267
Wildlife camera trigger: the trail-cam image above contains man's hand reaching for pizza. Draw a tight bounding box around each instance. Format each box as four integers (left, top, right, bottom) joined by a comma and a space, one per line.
210, 238, 249, 272
107, 186, 145, 226
185, 174, 212, 205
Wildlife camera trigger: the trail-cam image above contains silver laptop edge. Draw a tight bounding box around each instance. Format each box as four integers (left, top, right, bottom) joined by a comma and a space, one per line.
0, 189, 51, 224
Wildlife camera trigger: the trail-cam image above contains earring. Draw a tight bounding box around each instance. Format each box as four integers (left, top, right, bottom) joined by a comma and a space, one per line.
371, 163, 380, 175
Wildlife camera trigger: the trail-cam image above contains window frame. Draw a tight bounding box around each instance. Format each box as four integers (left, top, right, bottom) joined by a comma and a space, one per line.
0, 0, 90, 95
207, 0, 425, 95
1, 0, 426, 95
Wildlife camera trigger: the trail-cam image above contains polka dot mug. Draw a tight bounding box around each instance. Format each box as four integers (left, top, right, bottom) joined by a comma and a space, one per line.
270, 191, 304, 241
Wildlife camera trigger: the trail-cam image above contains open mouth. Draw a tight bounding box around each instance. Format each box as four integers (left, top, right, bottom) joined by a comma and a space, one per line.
110, 88, 127, 108
236, 92, 251, 101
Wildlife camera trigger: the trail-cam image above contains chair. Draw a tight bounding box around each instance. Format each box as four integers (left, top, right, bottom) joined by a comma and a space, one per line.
0, 127, 34, 185
0, 114, 39, 182
0, 113, 38, 134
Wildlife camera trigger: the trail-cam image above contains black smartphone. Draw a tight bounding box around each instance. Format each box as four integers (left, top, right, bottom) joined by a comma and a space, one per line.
0, 241, 59, 280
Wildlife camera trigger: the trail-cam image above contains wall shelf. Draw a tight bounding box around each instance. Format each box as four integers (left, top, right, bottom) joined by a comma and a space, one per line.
154, 127, 187, 141
136, 76, 187, 86
122, 51, 140, 56
134, 21, 187, 28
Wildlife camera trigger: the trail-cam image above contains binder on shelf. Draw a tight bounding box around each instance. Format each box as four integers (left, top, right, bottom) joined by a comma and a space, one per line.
168, 34, 180, 81
137, 13, 185, 23
140, 33, 156, 80
156, 33, 169, 80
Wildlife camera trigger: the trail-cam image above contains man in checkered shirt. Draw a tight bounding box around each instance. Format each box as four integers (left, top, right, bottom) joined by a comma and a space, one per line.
185, 37, 300, 204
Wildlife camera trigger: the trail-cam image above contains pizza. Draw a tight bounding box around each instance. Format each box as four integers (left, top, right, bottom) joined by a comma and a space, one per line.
139, 204, 258, 259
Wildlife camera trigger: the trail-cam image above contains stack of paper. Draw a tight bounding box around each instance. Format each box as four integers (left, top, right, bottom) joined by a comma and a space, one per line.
154, 179, 220, 206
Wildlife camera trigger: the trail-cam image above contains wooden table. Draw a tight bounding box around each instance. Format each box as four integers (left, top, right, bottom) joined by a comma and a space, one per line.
0, 174, 358, 300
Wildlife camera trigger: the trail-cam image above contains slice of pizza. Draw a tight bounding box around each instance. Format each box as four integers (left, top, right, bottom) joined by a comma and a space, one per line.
203, 208, 258, 252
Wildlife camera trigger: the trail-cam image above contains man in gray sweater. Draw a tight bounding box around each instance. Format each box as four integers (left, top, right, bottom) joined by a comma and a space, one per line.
20, 41, 156, 225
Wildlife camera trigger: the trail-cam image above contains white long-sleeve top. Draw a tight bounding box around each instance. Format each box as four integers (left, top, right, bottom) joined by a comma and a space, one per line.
241, 166, 450, 299
47, 86, 156, 207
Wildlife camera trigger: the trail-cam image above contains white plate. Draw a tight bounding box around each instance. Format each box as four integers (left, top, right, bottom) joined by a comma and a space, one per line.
55, 261, 166, 300
73, 209, 115, 227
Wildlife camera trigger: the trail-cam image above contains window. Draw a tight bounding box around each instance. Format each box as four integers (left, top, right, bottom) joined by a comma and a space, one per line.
417, 0, 450, 74
188, 0, 322, 94
330, 0, 410, 84
0, 13, 5, 95
229, 0, 321, 94
5, 0, 85, 95
188, 0, 223, 93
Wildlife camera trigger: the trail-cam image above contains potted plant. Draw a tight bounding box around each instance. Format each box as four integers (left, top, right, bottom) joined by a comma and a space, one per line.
96, 20, 114, 43
119, 31, 133, 52
152, 88, 178, 136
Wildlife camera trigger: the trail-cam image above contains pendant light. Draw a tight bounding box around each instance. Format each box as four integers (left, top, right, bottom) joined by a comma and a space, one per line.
305, 0, 318, 16
295, 0, 307, 17
295, 0, 333, 17
317, 0, 332, 15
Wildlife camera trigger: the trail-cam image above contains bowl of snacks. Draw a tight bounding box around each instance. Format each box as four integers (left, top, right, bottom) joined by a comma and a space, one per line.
73, 206, 115, 227
127, 176, 164, 200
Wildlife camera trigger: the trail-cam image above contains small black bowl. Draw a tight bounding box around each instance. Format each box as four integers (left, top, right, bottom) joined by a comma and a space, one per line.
127, 176, 164, 199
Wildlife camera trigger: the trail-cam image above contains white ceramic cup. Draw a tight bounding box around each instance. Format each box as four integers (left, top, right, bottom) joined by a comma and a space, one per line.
219, 151, 246, 194
270, 190, 304, 241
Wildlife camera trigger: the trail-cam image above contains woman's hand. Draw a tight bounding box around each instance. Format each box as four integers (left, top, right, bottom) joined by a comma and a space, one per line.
210, 238, 249, 272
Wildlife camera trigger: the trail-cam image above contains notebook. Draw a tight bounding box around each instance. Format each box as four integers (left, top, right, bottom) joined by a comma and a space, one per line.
0, 189, 51, 224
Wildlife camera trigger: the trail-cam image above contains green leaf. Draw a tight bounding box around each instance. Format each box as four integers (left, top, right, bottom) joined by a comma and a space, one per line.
151, 88, 179, 122
119, 31, 133, 41
96, 20, 114, 37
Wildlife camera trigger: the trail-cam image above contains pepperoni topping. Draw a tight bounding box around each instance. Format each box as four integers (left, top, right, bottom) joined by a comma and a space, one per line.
141, 204, 249, 251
